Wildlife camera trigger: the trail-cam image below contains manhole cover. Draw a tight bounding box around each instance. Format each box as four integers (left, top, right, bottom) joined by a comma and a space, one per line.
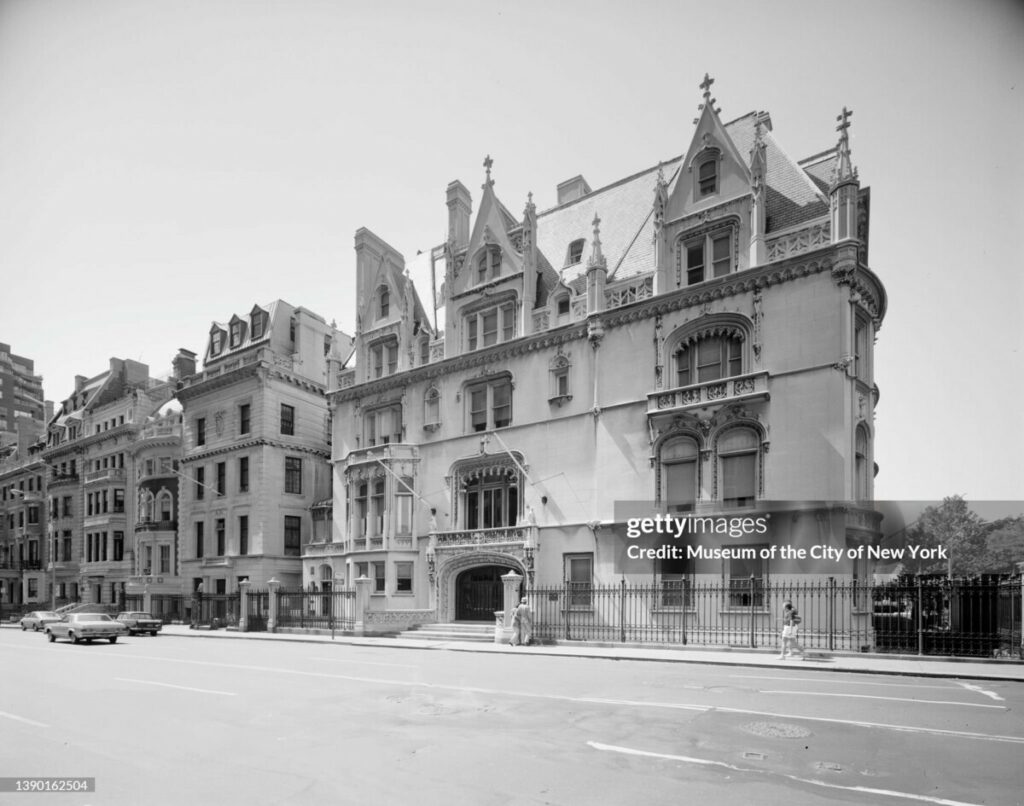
743, 752, 767, 760
740, 721, 812, 739
815, 761, 843, 772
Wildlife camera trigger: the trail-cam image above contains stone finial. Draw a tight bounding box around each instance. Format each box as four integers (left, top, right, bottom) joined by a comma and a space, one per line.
832, 107, 858, 186
588, 213, 606, 269
699, 72, 714, 101
483, 154, 494, 187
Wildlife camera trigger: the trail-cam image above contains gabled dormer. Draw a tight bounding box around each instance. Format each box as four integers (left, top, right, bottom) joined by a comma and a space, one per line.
249, 305, 269, 342
455, 157, 524, 297
443, 156, 526, 358
666, 75, 752, 221
208, 323, 227, 361
353, 228, 433, 384
228, 314, 247, 349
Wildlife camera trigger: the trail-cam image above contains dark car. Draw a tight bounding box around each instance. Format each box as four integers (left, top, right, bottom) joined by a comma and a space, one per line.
46, 613, 127, 644
116, 611, 162, 636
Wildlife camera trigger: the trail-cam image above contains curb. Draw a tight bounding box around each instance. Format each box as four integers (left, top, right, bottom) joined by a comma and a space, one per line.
152, 628, 1024, 683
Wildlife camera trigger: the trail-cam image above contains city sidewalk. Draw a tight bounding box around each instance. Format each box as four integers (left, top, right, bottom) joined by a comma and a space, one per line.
149, 624, 1024, 683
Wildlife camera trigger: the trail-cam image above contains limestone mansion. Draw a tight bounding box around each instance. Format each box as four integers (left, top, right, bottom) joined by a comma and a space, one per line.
310, 77, 886, 624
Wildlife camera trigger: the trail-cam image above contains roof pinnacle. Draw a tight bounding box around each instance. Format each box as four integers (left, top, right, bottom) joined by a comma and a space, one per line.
832, 106, 858, 185
483, 154, 494, 187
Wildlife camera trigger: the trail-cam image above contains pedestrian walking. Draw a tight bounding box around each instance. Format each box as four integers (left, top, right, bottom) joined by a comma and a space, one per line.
778, 599, 805, 659
510, 597, 533, 646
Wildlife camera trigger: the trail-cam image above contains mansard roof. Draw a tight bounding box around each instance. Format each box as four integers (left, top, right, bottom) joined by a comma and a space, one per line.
205, 300, 280, 363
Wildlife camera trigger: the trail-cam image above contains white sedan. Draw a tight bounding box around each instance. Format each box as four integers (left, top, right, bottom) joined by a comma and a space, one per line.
20, 611, 61, 632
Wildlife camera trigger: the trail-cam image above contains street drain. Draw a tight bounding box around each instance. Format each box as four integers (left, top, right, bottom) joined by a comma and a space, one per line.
739, 721, 812, 739
743, 752, 766, 760
816, 761, 843, 772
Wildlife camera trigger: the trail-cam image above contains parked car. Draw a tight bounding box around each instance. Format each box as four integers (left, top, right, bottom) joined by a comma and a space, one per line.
46, 613, 128, 644
116, 611, 162, 636
20, 611, 61, 632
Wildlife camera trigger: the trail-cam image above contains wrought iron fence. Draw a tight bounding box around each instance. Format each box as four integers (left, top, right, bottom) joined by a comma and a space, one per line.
526, 576, 1023, 657
275, 588, 356, 632
190, 593, 239, 629
998, 578, 1022, 658
152, 595, 184, 624
871, 577, 1014, 657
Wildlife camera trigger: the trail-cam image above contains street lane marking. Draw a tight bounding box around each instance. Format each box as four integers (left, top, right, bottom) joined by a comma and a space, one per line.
117, 653, 1024, 745
115, 678, 237, 696
730, 674, 959, 690
310, 656, 419, 669
957, 682, 1003, 702
758, 690, 1004, 709
0, 710, 49, 729
588, 741, 984, 806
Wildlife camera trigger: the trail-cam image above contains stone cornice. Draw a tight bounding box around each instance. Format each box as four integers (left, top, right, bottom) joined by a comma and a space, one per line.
330, 324, 589, 404
180, 437, 330, 464
174, 363, 261, 402
42, 422, 137, 461
330, 246, 885, 404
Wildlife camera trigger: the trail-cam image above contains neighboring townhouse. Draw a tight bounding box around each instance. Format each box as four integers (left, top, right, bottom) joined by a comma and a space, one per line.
42, 359, 175, 606
174, 301, 351, 596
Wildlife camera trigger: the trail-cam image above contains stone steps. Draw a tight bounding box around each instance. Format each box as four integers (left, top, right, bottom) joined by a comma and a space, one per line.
398, 622, 495, 643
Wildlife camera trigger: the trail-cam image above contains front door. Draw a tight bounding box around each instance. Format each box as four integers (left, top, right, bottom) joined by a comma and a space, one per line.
455, 565, 516, 621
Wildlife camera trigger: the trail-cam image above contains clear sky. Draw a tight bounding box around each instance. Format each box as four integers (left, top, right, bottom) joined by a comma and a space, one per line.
1, 0, 1021, 503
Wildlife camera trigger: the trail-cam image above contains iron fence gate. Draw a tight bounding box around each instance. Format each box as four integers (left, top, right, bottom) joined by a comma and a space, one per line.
275, 589, 356, 631
245, 589, 269, 632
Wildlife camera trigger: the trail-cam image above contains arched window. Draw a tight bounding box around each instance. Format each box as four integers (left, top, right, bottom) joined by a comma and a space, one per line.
465, 472, 519, 530
697, 157, 718, 197
718, 427, 759, 508
157, 490, 173, 523
660, 437, 699, 513
855, 426, 870, 501
477, 245, 501, 284
379, 286, 390, 319
424, 387, 440, 431
676, 333, 742, 387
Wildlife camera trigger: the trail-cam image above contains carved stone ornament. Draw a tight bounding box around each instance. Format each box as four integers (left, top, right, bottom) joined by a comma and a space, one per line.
214, 411, 225, 437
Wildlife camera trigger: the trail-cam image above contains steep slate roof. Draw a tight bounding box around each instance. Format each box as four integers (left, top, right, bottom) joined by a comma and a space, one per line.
535, 159, 681, 286
206, 300, 281, 364
800, 149, 839, 195
529, 111, 831, 291
723, 112, 829, 233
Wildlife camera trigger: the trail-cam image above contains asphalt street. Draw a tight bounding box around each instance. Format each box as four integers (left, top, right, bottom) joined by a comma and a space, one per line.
0, 628, 1021, 806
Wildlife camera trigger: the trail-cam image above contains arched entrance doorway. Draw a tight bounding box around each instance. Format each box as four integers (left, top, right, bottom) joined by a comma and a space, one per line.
455, 565, 518, 621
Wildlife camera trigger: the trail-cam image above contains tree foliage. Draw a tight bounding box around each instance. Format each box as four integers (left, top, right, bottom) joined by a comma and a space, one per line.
902, 496, 988, 576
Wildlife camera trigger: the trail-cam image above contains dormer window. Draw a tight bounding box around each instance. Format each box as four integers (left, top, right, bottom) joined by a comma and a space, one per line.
477, 245, 501, 284
697, 157, 718, 196
210, 328, 225, 357
250, 306, 267, 340
229, 317, 246, 348
566, 239, 584, 266
379, 287, 390, 319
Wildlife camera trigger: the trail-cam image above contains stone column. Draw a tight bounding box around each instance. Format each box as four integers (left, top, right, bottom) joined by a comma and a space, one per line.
267, 578, 280, 633
496, 570, 523, 644
238, 580, 250, 632
143, 584, 152, 615
353, 576, 372, 637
